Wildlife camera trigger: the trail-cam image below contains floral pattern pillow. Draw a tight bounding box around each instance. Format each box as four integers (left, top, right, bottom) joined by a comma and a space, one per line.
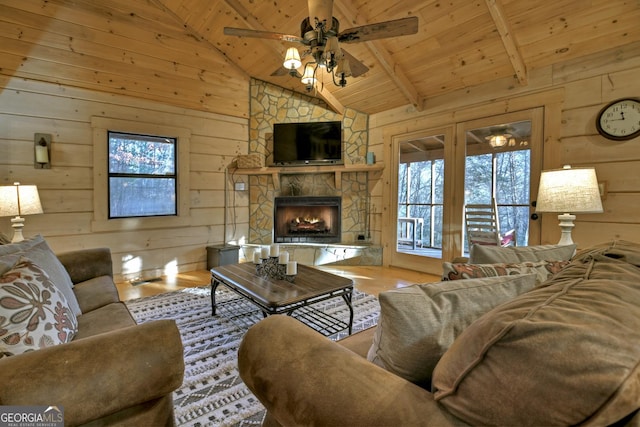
442, 260, 571, 285
0, 257, 78, 358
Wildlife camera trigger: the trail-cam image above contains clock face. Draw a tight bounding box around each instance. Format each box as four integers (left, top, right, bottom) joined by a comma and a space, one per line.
596, 98, 640, 141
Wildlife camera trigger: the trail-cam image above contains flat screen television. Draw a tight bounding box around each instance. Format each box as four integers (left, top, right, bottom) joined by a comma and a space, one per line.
272, 121, 343, 166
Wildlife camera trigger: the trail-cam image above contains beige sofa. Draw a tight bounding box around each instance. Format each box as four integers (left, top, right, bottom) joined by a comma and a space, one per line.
0, 236, 184, 426
239, 240, 640, 426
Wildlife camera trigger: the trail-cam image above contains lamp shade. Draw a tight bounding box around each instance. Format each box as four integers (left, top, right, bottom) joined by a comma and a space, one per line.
283, 47, 301, 70
301, 63, 317, 86
0, 183, 44, 217
536, 166, 603, 214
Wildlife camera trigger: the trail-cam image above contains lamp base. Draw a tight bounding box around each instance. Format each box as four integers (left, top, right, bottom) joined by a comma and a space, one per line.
557, 213, 576, 246
10, 216, 25, 243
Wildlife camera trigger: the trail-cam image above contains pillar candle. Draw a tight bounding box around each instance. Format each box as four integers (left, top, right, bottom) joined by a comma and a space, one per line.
286, 261, 297, 275
260, 246, 269, 259
270, 243, 280, 257
35, 144, 49, 164
253, 251, 261, 264
278, 251, 289, 264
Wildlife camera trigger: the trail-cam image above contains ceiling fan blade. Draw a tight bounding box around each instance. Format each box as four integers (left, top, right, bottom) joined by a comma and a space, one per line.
224, 27, 303, 43
338, 16, 418, 43
308, 0, 334, 27
342, 49, 369, 77
271, 67, 302, 78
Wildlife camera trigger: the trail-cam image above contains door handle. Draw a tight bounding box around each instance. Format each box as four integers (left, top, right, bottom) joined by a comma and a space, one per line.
530, 213, 539, 220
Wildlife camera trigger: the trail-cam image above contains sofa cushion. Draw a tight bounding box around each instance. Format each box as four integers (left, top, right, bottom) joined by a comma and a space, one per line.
73, 276, 120, 313
442, 260, 570, 284
0, 258, 78, 358
432, 244, 640, 426
469, 243, 576, 264
0, 236, 81, 316
366, 274, 537, 388
74, 302, 136, 340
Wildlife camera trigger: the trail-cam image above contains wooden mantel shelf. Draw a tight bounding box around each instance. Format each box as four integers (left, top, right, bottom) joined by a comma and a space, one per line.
229, 163, 384, 191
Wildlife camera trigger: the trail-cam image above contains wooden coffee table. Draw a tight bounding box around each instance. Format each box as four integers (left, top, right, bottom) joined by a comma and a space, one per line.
210, 262, 354, 335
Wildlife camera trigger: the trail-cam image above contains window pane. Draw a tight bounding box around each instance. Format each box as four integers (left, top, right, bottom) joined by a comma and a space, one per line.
109, 177, 176, 218
433, 205, 443, 248
465, 154, 492, 204
433, 159, 445, 204
398, 163, 408, 204
409, 162, 432, 204
495, 150, 531, 205
109, 133, 176, 175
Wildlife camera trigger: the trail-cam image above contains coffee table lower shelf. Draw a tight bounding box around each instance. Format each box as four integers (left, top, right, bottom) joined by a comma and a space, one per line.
214, 293, 350, 337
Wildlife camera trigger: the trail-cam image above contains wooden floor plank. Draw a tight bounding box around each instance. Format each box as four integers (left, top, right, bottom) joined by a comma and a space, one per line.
115, 265, 441, 301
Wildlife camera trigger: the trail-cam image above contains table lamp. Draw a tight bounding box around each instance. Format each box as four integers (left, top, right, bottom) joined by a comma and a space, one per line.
0, 182, 44, 243
535, 165, 603, 245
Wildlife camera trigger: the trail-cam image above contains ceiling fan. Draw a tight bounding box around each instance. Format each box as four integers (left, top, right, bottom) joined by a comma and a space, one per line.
223, 0, 418, 90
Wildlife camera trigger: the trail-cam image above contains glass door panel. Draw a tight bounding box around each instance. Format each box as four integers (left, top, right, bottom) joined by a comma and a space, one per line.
390, 128, 452, 273
458, 111, 543, 256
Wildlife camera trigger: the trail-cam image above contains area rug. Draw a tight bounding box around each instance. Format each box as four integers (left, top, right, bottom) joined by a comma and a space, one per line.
125, 284, 380, 427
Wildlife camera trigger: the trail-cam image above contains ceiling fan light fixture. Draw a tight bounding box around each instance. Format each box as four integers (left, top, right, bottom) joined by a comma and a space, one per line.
324, 37, 341, 62
486, 134, 510, 148
301, 63, 317, 89
336, 57, 352, 77
283, 47, 302, 71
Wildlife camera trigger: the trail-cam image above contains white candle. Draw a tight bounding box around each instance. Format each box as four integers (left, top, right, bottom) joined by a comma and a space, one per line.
286, 261, 297, 275
278, 251, 289, 264
35, 144, 49, 164
270, 243, 280, 257
253, 251, 261, 264
260, 246, 269, 259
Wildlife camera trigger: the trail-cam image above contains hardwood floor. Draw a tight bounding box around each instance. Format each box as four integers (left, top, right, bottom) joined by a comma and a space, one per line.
115, 265, 441, 301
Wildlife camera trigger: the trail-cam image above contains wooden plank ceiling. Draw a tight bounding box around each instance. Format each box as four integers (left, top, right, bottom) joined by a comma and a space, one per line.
1, 0, 640, 117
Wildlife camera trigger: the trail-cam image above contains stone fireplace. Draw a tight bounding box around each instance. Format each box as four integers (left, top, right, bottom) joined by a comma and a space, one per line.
274, 196, 341, 243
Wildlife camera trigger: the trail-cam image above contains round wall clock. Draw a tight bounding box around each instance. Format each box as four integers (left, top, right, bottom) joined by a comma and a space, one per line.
596, 98, 640, 141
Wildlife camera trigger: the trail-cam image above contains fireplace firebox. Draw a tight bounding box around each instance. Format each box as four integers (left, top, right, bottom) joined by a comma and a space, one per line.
274, 196, 341, 243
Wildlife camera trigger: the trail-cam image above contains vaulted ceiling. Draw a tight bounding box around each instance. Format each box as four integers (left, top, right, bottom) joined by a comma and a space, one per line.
2, 0, 640, 117
157, 0, 640, 114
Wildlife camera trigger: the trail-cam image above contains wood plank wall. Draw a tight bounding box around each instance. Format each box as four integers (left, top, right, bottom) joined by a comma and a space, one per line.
0, 76, 249, 281
0, 0, 248, 119
370, 42, 640, 263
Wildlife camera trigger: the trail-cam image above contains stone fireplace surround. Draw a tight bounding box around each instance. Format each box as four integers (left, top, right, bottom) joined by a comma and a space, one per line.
242, 79, 381, 266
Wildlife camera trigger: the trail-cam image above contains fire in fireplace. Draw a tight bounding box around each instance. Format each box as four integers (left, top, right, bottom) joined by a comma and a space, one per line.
274, 196, 341, 243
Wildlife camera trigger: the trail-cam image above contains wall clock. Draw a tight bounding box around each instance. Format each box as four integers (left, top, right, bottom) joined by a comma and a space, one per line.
596, 98, 640, 141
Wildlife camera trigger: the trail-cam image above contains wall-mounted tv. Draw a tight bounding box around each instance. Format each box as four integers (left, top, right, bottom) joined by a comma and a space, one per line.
272, 121, 343, 166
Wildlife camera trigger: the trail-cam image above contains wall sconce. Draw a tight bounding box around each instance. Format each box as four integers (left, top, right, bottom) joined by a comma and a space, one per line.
34, 133, 51, 169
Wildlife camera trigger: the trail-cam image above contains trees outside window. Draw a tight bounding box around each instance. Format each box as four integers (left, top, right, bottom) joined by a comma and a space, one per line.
108, 132, 177, 218
464, 149, 531, 251
399, 149, 530, 252
398, 159, 444, 249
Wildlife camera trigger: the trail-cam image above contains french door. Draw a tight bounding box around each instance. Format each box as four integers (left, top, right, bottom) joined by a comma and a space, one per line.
389, 109, 543, 273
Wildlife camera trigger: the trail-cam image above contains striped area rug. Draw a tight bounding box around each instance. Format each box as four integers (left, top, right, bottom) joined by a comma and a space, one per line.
125, 284, 380, 427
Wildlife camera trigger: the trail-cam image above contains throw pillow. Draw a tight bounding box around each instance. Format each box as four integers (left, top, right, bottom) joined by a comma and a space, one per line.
0, 258, 78, 358
469, 243, 576, 264
366, 273, 537, 388
442, 260, 570, 284
431, 255, 640, 426
0, 236, 80, 316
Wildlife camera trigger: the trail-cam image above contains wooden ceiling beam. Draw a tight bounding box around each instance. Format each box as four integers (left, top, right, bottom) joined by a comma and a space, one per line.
334, 2, 421, 110
222, 0, 345, 114
484, 0, 528, 85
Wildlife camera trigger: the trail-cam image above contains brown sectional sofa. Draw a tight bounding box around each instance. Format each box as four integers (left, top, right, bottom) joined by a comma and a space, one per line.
239, 240, 640, 426
0, 238, 184, 426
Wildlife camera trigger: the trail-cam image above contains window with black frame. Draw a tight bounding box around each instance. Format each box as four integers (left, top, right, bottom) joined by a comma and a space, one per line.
108, 131, 177, 219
